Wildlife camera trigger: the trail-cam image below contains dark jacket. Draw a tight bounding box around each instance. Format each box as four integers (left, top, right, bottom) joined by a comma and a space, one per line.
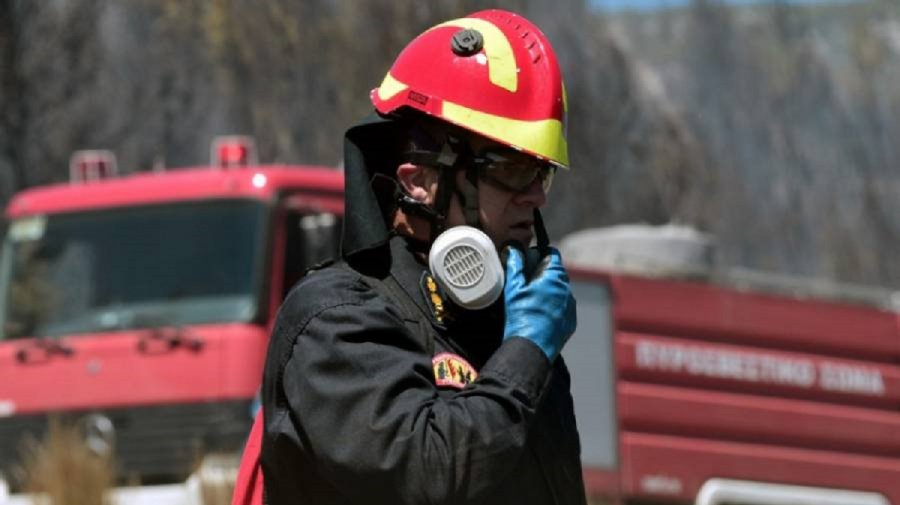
260, 235, 586, 504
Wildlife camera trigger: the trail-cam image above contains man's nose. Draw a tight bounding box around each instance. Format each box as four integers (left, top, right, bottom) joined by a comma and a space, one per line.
511, 176, 547, 207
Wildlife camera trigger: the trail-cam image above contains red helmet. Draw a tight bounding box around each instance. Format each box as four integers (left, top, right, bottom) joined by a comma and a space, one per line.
371, 9, 569, 168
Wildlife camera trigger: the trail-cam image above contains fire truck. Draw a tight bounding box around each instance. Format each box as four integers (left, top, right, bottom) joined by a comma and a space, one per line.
561, 226, 900, 505
0, 138, 898, 504
0, 137, 344, 504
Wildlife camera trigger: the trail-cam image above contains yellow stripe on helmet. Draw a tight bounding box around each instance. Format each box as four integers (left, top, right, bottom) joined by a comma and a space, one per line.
442, 101, 569, 168
431, 18, 518, 93
376, 72, 408, 101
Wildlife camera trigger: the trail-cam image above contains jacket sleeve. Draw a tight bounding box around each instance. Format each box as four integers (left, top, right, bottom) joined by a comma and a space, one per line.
274, 270, 554, 504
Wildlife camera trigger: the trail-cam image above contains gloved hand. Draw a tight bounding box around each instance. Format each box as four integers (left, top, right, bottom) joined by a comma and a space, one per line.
502, 246, 577, 362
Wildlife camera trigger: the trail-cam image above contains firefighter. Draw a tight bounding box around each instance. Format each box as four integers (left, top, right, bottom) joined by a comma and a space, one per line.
260, 9, 584, 504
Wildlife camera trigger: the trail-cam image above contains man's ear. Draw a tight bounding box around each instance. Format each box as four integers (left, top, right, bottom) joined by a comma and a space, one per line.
396, 163, 433, 204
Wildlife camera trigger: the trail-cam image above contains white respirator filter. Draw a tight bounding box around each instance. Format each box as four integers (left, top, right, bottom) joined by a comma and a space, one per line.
428, 226, 504, 310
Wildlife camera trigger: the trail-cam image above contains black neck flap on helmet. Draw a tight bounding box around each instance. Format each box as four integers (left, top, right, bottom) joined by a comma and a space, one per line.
341, 112, 408, 271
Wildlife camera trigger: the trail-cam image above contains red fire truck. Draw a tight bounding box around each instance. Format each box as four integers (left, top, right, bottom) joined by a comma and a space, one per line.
562, 227, 900, 505
0, 137, 344, 503
0, 138, 897, 504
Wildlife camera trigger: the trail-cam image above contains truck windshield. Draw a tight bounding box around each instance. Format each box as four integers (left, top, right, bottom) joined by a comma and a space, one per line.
0, 200, 267, 339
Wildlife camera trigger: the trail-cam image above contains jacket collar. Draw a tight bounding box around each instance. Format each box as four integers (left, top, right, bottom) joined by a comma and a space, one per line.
387, 234, 442, 326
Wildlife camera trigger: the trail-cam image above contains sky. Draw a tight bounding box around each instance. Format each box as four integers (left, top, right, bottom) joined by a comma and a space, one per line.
592, 0, 865, 12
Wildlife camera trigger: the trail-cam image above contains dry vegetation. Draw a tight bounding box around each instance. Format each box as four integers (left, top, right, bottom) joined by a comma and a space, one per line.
17, 417, 114, 505
14, 419, 239, 505
197, 453, 239, 505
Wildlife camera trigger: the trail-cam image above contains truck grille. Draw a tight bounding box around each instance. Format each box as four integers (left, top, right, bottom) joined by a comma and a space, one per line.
0, 400, 252, 491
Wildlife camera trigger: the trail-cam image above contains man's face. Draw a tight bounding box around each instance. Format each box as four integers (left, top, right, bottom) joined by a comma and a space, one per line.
443, 136, 550, 249
398, 121, 555, 250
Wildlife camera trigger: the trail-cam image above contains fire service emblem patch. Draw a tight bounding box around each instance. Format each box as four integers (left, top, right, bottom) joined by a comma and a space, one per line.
432, 352, 478, 389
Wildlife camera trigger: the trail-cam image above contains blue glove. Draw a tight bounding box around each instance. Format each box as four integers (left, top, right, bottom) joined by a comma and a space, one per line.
502, 246, 577, 362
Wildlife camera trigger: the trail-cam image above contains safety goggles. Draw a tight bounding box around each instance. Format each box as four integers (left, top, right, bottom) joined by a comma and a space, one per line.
472, 149, 557, 193
404, 146, 557, 193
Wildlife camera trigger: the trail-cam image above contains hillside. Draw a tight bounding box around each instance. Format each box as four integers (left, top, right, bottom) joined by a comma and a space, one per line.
544, 0, 900, 288
0, 0, 897, 288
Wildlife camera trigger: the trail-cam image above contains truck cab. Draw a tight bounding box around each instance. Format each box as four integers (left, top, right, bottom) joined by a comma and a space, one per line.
0, 139, 344, 502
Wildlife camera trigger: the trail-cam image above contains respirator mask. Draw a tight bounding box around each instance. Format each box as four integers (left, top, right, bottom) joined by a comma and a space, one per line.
428, 226, 504, 310
428, 217, 549, 310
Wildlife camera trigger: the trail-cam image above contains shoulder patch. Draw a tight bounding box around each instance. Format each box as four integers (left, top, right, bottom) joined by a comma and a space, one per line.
432, 352, 478, 389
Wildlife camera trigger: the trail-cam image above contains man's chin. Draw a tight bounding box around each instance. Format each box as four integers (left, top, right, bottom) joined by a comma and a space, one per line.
504, 230, 534, 248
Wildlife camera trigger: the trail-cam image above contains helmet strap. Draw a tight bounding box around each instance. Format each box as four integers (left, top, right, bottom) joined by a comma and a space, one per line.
399, 131, 483, 240
429, 135, 476, 239
431, 165, 457, 238
458, 165, 480, 228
